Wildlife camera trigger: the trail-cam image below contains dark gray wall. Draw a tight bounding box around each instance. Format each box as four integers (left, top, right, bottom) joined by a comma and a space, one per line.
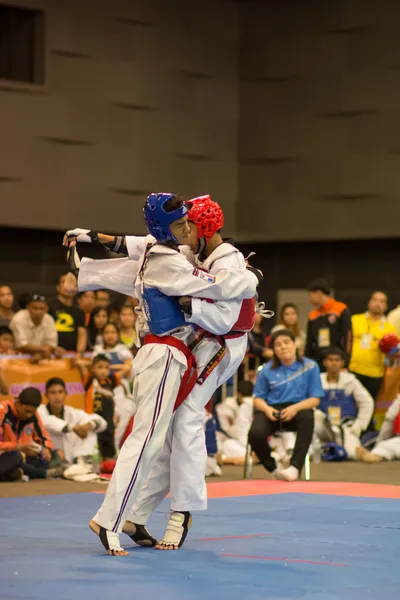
238, 0, 400, 242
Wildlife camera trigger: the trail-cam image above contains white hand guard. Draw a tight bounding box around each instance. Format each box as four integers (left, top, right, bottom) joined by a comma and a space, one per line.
65, 228, 97, 244
256, 301, 274, 319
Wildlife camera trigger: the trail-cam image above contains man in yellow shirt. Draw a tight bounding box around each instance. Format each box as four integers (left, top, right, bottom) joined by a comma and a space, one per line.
350, 291, 397, 427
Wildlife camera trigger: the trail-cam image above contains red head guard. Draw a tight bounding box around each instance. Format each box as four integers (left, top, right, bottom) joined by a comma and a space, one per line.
378, 333, 400, 354
187, 195, 224, 239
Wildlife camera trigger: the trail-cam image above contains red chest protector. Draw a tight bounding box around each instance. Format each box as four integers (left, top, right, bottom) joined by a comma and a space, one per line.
232, 297, 256, 332
393, 409, 400, 435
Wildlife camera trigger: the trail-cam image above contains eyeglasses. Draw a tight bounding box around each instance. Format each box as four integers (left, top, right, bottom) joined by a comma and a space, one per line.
31, 294, 46, 302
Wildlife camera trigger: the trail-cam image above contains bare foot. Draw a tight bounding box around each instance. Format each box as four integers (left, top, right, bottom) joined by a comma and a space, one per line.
355, 447, 384, 463
89, 519, 129, 556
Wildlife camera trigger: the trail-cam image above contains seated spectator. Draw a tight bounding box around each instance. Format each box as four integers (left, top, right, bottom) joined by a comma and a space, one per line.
216, 380, 254, 465
248, 329, 323, 481
357, 395, 400, 463
270, 303, 306, 354
313, 347, 374, 460
38, 377, 107, 465
87, 306, 109, 350
0, 387, 61, 480
93, 322, 132, 378
9, 294, 63, 360
0, 325, 14, 354
0, 285, 15, 326
77, 291, 95, 326
76, 354, 120, 459
118, 303, 137, 351
305, 278, 352, 368
108, 302, 120, 324
47, 274, 87, 353
95, 289, 111, 308
350, 291, 397, 425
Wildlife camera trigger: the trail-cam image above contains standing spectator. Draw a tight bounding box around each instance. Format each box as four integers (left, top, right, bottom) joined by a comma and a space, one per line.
10, 294, 63, 359
313, 347, 374, 460
248, 329, 323, 481
38, 377, 107, 465
0, 285, 15, 326
87, 306, 109, 350
350, 291, 397, 411
77, 291, 96, 327
271, 303, 306, 354
48, 274, 87, 353
305, 278, 352, 368
387, 303, 400, 339
118, 303, 137, 351
76, 354, 120, 459
95, 290, 111, 308
0, 387, 59, 480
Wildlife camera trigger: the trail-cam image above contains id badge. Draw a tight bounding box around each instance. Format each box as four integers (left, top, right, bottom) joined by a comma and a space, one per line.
360, 334, 373, 349
318, 328, 330, 347
328, 406, 341, 426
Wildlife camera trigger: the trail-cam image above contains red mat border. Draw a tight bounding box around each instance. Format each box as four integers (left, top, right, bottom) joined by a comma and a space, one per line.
91, 479, 400, 499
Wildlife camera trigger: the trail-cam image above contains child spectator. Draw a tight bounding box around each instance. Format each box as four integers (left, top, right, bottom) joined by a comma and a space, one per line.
38, 377, 107, 465
77, 354, 120, 459
313, 347, 374, 460
357, 396, 400, 463
118, 303, 137, 351
0, 325, 14, 354
0, 387, 61, 480
77, 291, 96, 327
92, 322, 132, 378
87, 306, 109, 350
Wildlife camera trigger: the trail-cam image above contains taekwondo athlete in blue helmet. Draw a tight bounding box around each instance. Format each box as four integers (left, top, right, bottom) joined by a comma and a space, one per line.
66, 193, 260, 556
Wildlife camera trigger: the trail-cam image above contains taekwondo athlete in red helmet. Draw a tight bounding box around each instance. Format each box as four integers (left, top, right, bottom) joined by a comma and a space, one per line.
126, 195, 272, 550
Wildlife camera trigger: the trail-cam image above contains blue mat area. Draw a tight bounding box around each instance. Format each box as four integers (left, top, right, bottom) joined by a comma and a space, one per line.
1, 492, 399, 600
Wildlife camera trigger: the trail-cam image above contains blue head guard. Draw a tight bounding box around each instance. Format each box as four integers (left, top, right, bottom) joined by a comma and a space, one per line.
144, 193, 188, 244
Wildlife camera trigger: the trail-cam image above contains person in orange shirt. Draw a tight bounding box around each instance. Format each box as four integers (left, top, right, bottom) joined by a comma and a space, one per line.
0, 387, 57, 480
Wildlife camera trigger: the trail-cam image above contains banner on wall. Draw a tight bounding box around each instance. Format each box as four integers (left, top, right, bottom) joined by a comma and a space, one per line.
0, 354, 86, 410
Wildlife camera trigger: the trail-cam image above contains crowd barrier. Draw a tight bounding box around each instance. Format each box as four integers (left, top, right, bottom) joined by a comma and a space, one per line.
0, 354, 398, 426
0, 354, 86, 410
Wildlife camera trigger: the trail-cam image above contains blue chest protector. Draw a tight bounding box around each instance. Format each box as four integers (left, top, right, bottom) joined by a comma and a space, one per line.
319, 389, 357, 420
142, 286, 187, 335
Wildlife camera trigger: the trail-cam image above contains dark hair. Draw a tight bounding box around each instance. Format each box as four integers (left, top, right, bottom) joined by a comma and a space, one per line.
279, 302, 300, 339
45, 377, 66, 393
237, 380, 254, 397
120, 303, 135, 313
18, 387, 42, 407
164, 195, 185, 212
78, 290, 94, 299
322, 346, 345, 361
92, 353, 110, 366
0, 325, 12, 337
103, 321, 120, 345
87, 306, 110, 348
96, 289, 111, 298
369, 290, 388, 302
270, 328, 302, 369
306, 278, 331, 295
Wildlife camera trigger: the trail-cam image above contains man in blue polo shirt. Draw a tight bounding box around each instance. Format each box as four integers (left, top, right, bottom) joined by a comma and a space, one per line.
248, 329, 323, 481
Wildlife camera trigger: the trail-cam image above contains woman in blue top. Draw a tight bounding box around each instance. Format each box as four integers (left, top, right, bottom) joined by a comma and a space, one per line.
249, 329, 323, 481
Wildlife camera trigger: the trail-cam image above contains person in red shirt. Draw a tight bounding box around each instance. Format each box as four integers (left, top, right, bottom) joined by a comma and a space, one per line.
0, 387, 55, 480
